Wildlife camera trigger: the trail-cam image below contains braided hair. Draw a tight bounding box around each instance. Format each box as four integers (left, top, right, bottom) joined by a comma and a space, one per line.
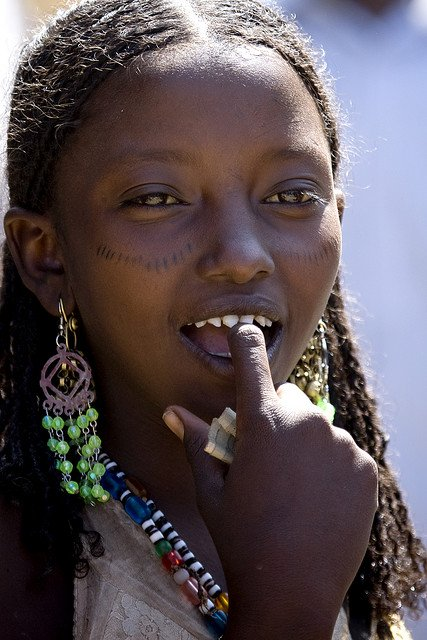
1, 1, 425, 637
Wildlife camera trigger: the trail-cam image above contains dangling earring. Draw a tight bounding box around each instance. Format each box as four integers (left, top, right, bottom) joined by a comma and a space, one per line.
39, 298, 109, 503
289, 319, 335, 423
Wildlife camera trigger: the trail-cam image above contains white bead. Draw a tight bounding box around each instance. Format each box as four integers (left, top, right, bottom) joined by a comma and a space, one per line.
173, 567, 190, 585
141, 518, 155, 531
174, 540, 187, 552
199, 598, 215, 614
152, 510, 164, 522
208, 584, 221, 597
199, 572, 213, 587
149, 530, 164, 544
120, 489, 131, 501
181, 550, 195, 562
189, 561, 203, 573
161, 523, 173, 534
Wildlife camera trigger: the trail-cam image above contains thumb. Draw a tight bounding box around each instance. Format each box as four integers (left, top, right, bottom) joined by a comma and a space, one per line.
163, 405, 224, 498
228, 323, 276, 417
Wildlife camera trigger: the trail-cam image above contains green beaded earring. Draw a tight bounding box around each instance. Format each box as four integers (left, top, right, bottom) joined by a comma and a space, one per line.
40, 298, 109, 504
289, 319, 336, 423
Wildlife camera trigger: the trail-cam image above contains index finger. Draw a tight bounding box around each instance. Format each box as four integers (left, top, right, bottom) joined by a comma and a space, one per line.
227, 323, 276, 415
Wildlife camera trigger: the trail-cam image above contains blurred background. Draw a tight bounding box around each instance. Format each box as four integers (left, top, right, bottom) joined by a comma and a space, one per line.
1, 0, 426, 637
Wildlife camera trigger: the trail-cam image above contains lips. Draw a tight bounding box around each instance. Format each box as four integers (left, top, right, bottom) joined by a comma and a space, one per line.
181, 314, 276, 358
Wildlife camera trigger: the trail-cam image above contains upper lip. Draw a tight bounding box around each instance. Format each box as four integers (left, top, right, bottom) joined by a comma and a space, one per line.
176, 296, 285, 329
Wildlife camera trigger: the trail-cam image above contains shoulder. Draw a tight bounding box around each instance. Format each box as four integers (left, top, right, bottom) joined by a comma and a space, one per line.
0, 494, 73, 640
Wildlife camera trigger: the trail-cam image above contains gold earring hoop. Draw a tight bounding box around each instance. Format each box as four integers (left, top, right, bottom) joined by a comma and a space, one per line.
289, 319, 335, 423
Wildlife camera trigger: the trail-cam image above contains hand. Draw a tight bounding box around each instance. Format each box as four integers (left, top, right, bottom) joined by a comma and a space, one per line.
165, 324, 378, 639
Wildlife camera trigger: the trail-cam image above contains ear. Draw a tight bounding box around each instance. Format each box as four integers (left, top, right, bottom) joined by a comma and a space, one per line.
334, 188, 345, 222
4, 208, 74, 316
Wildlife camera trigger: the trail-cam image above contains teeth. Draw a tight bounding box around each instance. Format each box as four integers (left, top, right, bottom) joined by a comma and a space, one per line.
190, 315, 274, 328
222, 314, 240, 328
207, 317, 222, 327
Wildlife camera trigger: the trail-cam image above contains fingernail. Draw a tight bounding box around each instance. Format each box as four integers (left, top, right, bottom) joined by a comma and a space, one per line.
162, 410, 184, 441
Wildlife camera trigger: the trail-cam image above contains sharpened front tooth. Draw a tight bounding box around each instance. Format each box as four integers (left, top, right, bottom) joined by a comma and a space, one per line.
239, 315, 254, 324
195, 320, 207, 328
255, 315, 266, 327
264, 318, 273, 327
222, 314, 239, 328
207, 317, 222, 327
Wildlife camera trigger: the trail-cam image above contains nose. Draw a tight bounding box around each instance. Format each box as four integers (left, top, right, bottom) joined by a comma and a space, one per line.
195, 201, 275, 284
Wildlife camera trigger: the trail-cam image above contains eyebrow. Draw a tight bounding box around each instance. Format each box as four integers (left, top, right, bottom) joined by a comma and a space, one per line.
258, 146, 331, 167
107, 148, 198, 167
103, 144, 330, 173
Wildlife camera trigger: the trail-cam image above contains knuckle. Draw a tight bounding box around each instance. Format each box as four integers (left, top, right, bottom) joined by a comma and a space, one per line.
184, 431, 207, 463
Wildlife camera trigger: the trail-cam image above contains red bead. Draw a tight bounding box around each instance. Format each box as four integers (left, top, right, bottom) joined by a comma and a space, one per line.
161, 550, 183, 571
181, 577, 200, 605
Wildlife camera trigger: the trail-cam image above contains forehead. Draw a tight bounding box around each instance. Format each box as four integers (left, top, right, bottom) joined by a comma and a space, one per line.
59, 42, 331, 179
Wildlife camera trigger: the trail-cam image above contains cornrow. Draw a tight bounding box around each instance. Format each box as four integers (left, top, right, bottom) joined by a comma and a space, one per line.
1, 1, 425, 638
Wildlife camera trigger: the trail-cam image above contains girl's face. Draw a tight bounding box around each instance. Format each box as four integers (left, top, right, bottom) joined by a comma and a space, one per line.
52, 44, 342, 422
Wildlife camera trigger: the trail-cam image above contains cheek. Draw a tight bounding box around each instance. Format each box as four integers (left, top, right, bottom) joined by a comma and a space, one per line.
274, 210, 341, 371
277, 208, 342, 291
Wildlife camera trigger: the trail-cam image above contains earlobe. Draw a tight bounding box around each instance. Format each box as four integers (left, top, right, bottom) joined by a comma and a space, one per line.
4, 208, 73, 316
334, 188, 345, 222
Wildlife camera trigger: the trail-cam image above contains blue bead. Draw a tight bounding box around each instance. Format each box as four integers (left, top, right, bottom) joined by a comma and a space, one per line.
100, 471, 127, 499
205, 610, 227, 635
124, 494, 152, 524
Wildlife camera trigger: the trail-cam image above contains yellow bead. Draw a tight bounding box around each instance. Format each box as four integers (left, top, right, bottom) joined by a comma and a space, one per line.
215, 592, 229, 613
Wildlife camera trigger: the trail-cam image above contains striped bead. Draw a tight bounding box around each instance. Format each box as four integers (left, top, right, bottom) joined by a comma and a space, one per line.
199, 598, 215, 615
199, 572, 213, 588
141, 518, 156, 533
181, 549, 196, 563
146, 499, 155, 512
208, 584, 223, 599
173, 539, 187, 553
99, 453, 227, 636
152, 509, 164, 523
149, 529, 164, 544
189, 560, 203, 574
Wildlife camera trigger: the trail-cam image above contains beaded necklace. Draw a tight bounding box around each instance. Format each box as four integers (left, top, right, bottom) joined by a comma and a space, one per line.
98, 452, 228, 639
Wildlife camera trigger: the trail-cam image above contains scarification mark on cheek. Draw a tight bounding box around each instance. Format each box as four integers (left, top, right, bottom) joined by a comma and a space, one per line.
96, 242, 193, 272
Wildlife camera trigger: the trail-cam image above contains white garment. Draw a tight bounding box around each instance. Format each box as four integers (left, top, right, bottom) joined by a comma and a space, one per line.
74, 499, 352, 639
269, 1, 427, 636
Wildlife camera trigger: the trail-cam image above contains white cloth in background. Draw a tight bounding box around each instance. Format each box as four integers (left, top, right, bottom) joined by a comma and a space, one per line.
269, 0, 427, 636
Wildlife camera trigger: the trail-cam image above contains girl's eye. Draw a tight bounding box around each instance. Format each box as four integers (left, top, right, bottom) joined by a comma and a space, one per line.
125, 192, 183, 207
264, 189, 319, 205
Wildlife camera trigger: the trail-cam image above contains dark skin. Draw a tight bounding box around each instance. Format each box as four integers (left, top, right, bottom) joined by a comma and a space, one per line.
4, 43, 377, 639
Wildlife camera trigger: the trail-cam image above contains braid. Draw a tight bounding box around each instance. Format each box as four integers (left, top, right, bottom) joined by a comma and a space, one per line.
1, 1, 425, 637
0, 244, 102, 574
326, 277, 427, 638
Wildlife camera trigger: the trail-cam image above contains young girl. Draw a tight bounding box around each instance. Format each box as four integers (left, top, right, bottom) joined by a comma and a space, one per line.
0, 1, 425, 638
